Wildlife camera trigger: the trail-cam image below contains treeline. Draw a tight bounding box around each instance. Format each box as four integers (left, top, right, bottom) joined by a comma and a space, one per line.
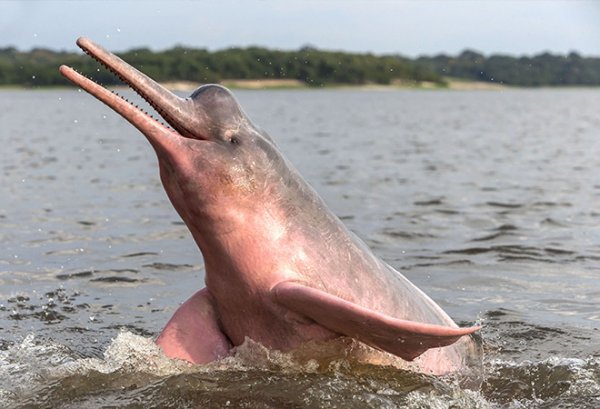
418, 50, 600, 86
0, 46, 442, 87
0, 45, 599, 87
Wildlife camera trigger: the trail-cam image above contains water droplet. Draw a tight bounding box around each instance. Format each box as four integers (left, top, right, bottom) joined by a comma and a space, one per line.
116, 28, 121, 32
89, 315, 96, 321
31, 75, 36, 79
73, 119, 78, 124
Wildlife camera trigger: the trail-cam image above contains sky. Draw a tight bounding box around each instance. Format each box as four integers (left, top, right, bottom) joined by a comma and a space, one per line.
1, 0, 599, 57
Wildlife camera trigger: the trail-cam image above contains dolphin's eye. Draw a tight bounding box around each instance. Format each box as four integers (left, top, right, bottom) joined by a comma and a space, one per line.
230, 136, 240, 145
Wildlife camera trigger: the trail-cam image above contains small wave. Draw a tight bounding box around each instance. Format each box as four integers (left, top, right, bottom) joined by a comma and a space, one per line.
381, 229, 438, 240
470, 232, 512, 242
413, 198, 444, 206
411, 259, 473, 269
444, 245, 579, 263
120, 251, 160, 258
142, 262, 195, 271
486, 202, 524, 209
55, 271, 94, 280
532, 201, 572, 208
90, 276, 144, 283
483, 356, 600, 407
470, 224, 520, 242
56, 268, 139, 281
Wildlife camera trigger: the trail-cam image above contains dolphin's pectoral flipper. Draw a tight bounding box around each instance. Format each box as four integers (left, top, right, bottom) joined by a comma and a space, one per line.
273, 281, 480, 361
156, 288, 232, 363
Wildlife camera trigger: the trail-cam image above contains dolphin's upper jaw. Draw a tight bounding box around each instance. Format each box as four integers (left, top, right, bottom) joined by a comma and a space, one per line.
76, 39, 171, 128
60, 37, 208, 144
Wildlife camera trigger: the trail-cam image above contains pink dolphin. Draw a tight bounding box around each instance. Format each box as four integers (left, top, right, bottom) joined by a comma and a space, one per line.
60, 38, 480, 375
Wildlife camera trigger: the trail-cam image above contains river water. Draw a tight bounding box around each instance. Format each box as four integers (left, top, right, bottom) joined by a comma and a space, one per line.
1, 87, 599, 408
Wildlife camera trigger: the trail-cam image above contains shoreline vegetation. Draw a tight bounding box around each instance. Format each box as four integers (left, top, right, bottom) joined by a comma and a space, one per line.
1, 45, 599, 90
160, 78, 509, 91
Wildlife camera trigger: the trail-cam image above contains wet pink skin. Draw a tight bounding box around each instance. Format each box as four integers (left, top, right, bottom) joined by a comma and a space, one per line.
60, 37, 481, 375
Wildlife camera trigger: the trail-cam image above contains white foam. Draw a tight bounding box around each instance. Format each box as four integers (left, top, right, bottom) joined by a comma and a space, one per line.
0, 334, 76, 404
404, 389, 492, 409
486, 355, 600, 406
52, 331, 197, 377
2, 331, 595, 408
0, 331, 194, 405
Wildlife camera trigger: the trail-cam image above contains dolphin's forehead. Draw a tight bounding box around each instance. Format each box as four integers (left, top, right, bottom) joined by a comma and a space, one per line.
190, 83, 236, 100
189, 84, 247, 124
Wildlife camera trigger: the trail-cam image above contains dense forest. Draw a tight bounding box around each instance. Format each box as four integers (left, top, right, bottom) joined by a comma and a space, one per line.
418, 50, 600, 86
0, 46, 442, 87
0, 45, 599, 87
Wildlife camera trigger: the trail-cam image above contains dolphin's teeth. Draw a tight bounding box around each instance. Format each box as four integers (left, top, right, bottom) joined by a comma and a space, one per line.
76, 43, 175, 130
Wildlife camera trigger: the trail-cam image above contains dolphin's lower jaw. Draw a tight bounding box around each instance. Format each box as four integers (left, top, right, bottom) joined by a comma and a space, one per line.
60, 37, 481, 375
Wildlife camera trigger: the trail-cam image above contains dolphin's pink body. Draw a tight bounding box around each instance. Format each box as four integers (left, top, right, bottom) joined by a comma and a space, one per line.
60, 38, 480, 375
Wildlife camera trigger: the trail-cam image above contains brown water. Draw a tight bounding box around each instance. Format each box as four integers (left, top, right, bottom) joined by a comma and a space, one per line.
1, 88, 599, 408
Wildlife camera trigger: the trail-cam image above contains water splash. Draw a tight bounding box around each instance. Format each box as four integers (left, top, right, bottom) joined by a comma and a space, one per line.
0, 332, 492, 408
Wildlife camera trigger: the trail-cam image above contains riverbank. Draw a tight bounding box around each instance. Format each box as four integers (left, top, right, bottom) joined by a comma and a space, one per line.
6, 78, 598, 92
160, 77, 508, 91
